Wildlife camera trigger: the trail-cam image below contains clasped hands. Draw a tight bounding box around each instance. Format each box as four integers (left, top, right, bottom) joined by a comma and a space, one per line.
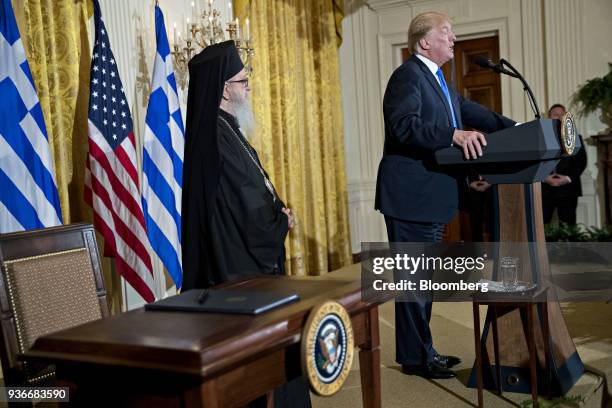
282, 207, 295, 229
544, 173, 571, 187
470, 176, 491, 192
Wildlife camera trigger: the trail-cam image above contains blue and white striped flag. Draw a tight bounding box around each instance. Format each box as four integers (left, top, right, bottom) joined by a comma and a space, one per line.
142, 4, 185, 289
0, 0, 62, 233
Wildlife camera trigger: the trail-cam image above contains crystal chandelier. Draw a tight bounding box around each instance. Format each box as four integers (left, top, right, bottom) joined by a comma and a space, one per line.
171, 0, 253, 89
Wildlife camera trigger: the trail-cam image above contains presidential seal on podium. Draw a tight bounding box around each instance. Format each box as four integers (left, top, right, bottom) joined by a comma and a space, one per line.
301, 301, 354, 396
560, 111, 577, 155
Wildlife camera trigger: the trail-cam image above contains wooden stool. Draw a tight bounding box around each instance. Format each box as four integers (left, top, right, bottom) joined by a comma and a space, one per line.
472, 288, 550, 408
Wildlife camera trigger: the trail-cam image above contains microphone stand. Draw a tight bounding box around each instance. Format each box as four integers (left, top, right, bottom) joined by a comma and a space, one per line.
500, 58, 541, 119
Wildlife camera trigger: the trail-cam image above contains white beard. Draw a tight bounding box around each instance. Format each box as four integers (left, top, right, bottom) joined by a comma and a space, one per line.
230, 97, 256, 139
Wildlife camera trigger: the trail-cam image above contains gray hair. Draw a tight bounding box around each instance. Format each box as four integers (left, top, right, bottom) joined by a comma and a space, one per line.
408, 12, 450, 53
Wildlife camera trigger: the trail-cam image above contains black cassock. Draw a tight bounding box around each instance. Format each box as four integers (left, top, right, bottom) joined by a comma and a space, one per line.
208, 109, 289, 280
182, 109, 288, 288
183, 110, 311, 408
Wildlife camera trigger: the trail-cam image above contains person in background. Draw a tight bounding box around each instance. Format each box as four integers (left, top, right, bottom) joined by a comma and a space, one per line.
542, 103, 587, 226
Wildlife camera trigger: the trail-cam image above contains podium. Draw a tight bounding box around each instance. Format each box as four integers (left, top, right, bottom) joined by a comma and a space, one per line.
436, 118, 576, 184
436, 119, 584, 398
24, 276, 388, 407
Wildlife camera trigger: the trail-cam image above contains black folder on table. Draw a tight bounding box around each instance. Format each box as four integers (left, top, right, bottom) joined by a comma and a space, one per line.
145, 289, 300, 315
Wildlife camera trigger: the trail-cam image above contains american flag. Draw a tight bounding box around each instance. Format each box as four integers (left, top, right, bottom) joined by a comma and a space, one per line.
84, 0, 156, 302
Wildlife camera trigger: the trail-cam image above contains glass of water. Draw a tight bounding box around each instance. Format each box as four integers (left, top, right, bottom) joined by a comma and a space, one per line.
499, 257, 518, 290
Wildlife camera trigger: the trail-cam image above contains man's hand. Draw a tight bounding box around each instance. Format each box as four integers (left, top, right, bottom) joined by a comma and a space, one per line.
282, 207, 295, 230
452, 130, 487, 160
544, 173, 571, 187
470, 177, 491, 192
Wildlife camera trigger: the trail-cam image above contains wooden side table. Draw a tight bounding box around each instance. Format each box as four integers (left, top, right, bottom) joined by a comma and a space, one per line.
472, 288, 550, 408
23, 277, 389, 407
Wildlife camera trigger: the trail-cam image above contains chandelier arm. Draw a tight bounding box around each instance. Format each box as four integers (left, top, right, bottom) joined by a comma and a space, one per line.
171, 3, 255, 89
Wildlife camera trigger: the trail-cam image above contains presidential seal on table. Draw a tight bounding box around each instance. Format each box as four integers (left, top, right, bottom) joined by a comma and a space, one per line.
301, 301, 354, 396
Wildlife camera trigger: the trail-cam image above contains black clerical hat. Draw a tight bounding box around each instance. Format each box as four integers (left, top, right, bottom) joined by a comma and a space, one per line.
189, 40, 244, 81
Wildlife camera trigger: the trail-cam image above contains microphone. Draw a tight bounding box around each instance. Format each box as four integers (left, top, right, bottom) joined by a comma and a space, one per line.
474, 56, 518, 78
475, 56, 541, 119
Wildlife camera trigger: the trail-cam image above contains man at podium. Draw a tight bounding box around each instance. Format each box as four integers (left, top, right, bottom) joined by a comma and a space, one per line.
375, 11, 516, 379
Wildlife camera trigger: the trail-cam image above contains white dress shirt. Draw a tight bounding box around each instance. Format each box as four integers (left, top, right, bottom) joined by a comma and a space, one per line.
415, 54, 442, 86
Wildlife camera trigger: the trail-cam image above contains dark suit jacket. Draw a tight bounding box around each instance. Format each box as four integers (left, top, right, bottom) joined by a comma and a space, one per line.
542, 135, 587, 198
375, 55, 515, 223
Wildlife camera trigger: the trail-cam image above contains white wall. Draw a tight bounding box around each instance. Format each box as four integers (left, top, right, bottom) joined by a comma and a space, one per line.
340, 0, 612, 250
340, 2, 388, 254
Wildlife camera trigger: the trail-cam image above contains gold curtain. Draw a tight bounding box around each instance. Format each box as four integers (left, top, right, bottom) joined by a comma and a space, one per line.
234, 0, 352, 276
12, 0, 122, 313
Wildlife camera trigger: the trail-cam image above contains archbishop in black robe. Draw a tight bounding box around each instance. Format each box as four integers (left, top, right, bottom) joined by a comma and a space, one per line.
181, 41, 310, 408
182, 42, 289, 289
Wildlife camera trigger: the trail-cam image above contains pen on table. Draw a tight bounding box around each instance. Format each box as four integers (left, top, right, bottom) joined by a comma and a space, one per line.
197, 289, 210, 304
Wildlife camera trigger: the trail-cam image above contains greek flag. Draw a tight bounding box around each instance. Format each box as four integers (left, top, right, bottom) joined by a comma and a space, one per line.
142, 4, 185, 289
0, 0, 62, 233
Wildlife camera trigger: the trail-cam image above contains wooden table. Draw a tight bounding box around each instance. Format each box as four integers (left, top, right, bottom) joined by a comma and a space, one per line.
472, 289, 550, 408
24, 276, 388, 407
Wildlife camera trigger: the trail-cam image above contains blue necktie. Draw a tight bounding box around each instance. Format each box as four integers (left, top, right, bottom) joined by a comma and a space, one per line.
436, 68, 457, 128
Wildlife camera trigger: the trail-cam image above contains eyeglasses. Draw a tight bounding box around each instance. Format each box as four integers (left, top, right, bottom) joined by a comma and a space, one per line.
226, 79, 249, 88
